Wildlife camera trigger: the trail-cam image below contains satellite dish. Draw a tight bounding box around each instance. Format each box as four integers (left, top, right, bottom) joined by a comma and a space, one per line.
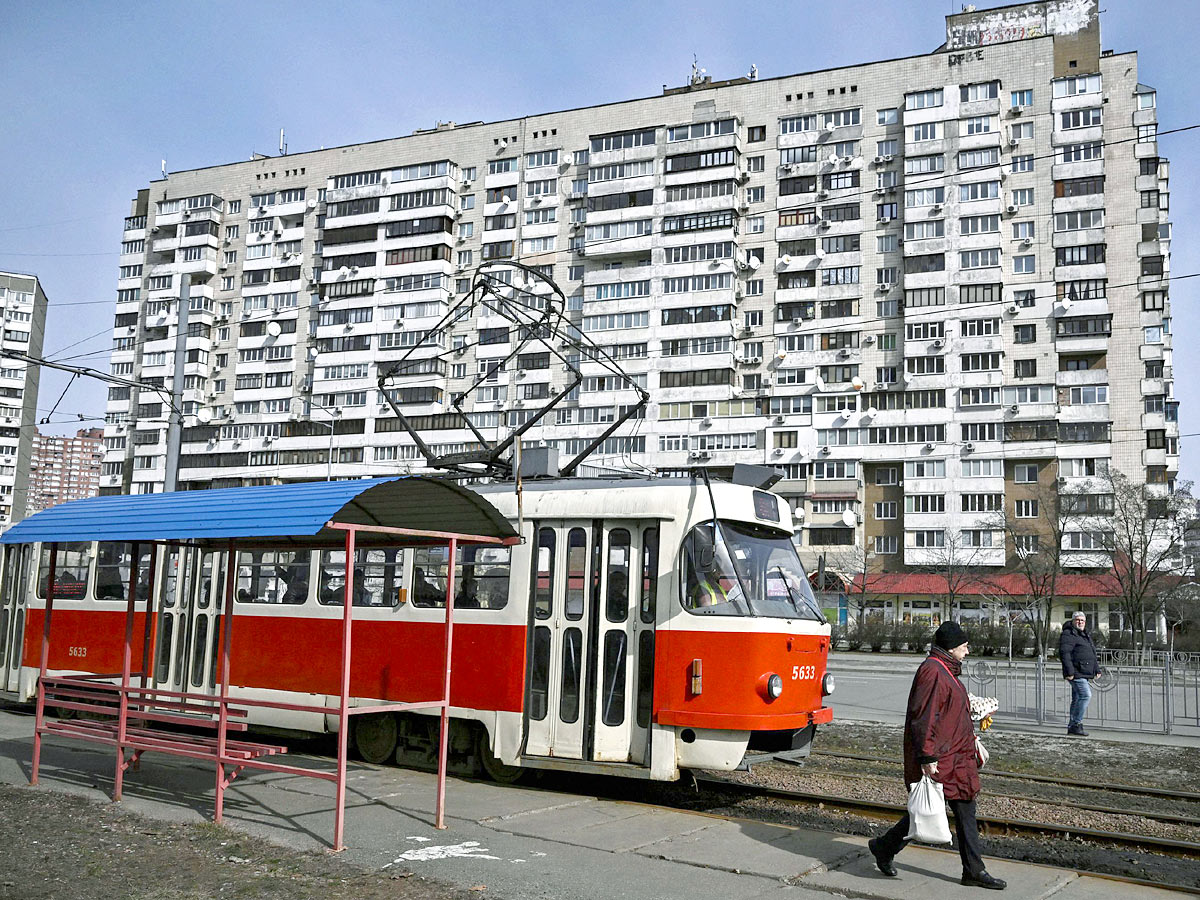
795, 508, 805, 520
776, 349, 789, 361
841, 509, 857, 528
266, 321, 282, 337
816, 248, 827, 258
779, 255, 792, 267
827, 153, 839, 166
866, 406, 878, 417
309, 347, 319, 359
748, 256, 761, 270
902, 371, 914, 384
851, 376, 865, 391
814, 376, 826, 392
194, 408, 213, 424
500, 194, 512, 205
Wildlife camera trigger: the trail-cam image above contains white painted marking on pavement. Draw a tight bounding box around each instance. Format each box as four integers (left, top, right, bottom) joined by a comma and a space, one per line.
384, 841, 502, 864
406, 836, 431, 842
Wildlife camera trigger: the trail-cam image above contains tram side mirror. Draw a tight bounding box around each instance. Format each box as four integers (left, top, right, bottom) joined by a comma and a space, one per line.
697, 547, 715, 572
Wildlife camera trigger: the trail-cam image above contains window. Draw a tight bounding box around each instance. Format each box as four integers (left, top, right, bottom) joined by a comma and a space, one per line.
1013, 359, 1037, 378
1061, 108, 1103, 130
1011, 89, 1033, 108
906, 155, 944, 174
1012, 188, 1034, 207
961, 81, 998, 102
1014, 464, 1038, 483
877, 108, 898, 125
960, 181, 999, 202
960, 249, 1000, 269
962, 116, 995, 136
1053, 75, 1102, 97
873, 536, 899, 554
912, 531, 946, 548
905, 89, 943, 110
874, 501, 897, 520
1013, 255, 1035, 274
1011, 154, 1034, 173
1060, 142, 1103, 163
747, 125, 766, 142
908, 123, 940, 143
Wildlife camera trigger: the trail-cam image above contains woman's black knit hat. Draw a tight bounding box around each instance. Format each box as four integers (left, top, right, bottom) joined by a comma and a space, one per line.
933, 621, 969, 651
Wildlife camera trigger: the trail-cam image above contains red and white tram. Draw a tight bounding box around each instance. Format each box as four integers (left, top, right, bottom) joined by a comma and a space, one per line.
0, 476, 832, 781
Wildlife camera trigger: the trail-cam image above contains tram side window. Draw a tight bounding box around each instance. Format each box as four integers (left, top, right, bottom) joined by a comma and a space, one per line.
235, 550, 311, 604
533, 528, 555, 620
640, 527, 658, 624
36, 542, 93, 600
529, 626, 551, 721
318, 548, 403, 606
94, 543, 153, 602
411, 545, 512, 609
605, 529, 631, 623
565, 528, 587, 620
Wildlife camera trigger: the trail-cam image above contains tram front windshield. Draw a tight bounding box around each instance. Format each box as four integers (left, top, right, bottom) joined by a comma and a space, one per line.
681, 520, 824, 620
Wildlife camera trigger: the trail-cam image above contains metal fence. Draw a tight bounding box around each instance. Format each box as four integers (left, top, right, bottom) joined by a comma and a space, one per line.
1099, 648, 1200, 670
965, 656, 1200, 735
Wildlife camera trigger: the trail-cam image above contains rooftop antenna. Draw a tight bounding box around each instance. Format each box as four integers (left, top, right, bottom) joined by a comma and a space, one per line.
160, 159, 167, 178
749, 63, 758, 80
279, 128, 287, 156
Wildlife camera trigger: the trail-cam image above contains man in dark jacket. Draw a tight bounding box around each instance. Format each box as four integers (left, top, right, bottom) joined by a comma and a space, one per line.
1059, 612, 1099, 736
868, 621, 1006, 891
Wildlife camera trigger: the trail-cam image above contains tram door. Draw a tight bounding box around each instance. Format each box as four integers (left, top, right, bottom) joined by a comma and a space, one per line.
0, 545, 30, 693
155, 548, 223, 696
524, 522, 657, 766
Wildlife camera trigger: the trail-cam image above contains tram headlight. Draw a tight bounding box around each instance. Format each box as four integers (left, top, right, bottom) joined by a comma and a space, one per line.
822, 672, 836, 696
758, 672, 784, 701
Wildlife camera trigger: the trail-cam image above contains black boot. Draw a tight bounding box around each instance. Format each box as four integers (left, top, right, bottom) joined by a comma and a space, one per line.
867, 838, 897, 877
1068, 724, 1089, 736
961, 870, 1007, 890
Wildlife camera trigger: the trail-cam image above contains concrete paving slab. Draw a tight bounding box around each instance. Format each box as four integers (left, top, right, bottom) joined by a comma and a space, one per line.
483, 797, 713, 853
799, 836, 1075, 898
633, 818, 853, 881
1052, 875, 1187, 900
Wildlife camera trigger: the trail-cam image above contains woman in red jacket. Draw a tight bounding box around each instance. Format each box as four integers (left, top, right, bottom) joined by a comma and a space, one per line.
867, 621, 1006, 891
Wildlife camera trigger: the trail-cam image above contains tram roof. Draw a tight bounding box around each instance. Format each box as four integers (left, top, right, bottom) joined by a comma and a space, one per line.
0, 477, 517, 547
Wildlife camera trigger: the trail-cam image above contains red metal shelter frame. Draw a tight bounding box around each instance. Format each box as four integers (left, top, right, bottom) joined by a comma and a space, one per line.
28, 519, 519, 851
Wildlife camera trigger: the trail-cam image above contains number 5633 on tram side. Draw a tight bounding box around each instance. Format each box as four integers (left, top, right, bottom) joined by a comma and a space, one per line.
0, 477, 833, 782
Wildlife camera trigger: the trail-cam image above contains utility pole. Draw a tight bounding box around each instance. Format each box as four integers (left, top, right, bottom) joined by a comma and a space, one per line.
163, 279, 191, 493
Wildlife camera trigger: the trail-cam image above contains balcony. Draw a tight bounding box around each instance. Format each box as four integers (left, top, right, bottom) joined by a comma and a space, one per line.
1056, 368, 1108, 387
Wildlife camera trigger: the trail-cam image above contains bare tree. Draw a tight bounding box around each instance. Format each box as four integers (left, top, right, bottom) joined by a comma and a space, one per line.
983, 478, 1088, 656
1104, 470, 1194, 656
915, 531, 987, 623
826, 542, 880, 631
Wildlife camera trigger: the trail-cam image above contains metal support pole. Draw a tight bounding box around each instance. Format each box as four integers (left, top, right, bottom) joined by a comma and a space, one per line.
31, 542, 58, 785
114, 542, 140, 801
1164, 650, 1173, 736
333, 527, 357, 851
1035, 654, 1045, 726
214, 542, 236, 823
435, 537, 457, 830
163, 280, 191, 493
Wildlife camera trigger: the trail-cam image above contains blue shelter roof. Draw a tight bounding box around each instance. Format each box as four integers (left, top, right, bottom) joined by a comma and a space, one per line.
1, 477, 517, 546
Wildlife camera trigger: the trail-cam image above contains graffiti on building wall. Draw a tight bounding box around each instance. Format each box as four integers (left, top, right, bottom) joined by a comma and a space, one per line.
947, 0, 1096, 50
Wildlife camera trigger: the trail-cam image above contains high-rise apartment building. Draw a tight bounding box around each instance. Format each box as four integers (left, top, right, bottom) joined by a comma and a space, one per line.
27, 428, 104, 513
103, 1, 1176, 581
0, 272, 47, 528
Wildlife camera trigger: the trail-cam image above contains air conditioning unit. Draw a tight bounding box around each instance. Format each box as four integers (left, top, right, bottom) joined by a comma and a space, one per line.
258, 206, 270, 216
819, 445, 831, 455
874, 156, 886, 165
1009, 404, 1020, 413
923, 442, 935, 451
837, 348, 850, 358
862, 335, 875, 344
182, 211, 191, 219
737, 171, 751, 184
569, 222, 581, 231
761, 377, 773, 387
883, 155, 894, 163
874, 188, 886, 197
273, 230, 282, 238
1005, 204, 1019, 215
964, 442, 976, 453
931, 204, 942, 213
932, 339, 944, 349
151, 226, 160, 234
701, 416, 713, 427
878, 216, 892, 224
816, 190, 829, 200
1008, 138, 1021, 147
1019, 238, 1032, 249
772, 448, 784, 457
1007, 107, 1024, 117
740, 325, 753, 336
791, 316, 802, 325
738, 202, 750, 213
772, 414, 785, 425
1007, 304, 1020, 314
819, 219, 831, 229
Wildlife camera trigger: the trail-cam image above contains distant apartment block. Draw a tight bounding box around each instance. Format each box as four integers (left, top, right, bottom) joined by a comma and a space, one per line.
27, 428, 104, 514
0, 272, 47, 528
102, 1, 1176, 592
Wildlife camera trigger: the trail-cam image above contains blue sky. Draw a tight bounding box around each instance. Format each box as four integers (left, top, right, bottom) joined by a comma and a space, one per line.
1, 1, 1197, 480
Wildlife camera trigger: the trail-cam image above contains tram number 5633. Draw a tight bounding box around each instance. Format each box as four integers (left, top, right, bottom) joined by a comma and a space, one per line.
791, 665, 816, 680
67, 646, 87, 658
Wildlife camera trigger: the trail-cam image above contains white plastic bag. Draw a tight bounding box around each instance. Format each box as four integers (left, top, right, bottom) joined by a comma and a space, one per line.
975, 736, 989, 769
905, 775, 952, 844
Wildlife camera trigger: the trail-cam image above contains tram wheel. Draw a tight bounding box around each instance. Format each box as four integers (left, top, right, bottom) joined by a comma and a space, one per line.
477, 727, 525, 784
354, 713, 399, 765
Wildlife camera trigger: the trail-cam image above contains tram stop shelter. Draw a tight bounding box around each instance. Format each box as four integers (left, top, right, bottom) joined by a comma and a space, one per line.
0, 476, 519, 850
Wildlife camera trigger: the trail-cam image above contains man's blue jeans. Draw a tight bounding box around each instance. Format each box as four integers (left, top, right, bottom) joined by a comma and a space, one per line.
1068, 677, 1092, 727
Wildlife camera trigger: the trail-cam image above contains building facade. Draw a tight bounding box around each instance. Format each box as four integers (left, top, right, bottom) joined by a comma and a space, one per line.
0, 272, 48, 528
103, 1, 1176, 594
27, 428, 104, 514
